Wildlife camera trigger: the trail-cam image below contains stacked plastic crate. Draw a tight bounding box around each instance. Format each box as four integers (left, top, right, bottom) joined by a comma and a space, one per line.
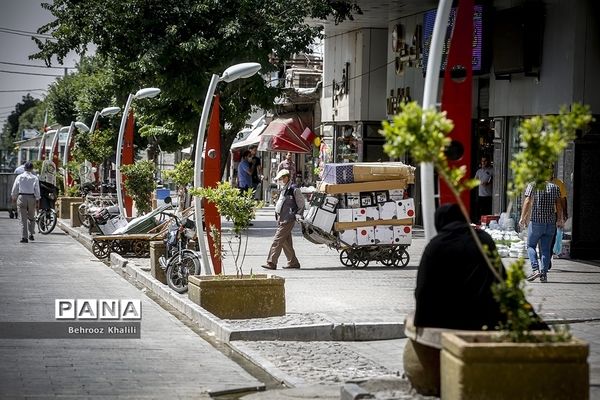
303, 162, 416, 247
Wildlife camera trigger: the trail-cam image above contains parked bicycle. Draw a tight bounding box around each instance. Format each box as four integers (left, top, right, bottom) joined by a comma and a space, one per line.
37, 180, 58, 234
159, 198, 201, 293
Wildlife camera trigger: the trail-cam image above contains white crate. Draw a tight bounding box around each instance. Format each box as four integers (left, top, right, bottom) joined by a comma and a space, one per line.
375, 225, 394, 245
393, 225, 412, 244
356, 226, 375, 245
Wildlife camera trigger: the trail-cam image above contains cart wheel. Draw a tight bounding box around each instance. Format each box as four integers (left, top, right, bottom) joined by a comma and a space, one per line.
351, 248, 370, 268
132, 241, 149, 257
92, 240, 110, 259
390, 247, 410, 268
380, 248, 395, 266
339, 249, 353, 267
110, 240, 126, 255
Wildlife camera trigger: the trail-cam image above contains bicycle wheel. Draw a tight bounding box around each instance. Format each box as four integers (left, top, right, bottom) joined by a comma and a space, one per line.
166, 251, 200, 294
38, 210, 57, 234
78, 204, 90, 228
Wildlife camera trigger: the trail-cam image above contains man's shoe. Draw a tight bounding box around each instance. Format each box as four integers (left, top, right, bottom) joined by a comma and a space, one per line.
261, 264, 276, 270
20, 238, 28, 243
540, 273, 547, 283
283, 265, 300, 269
526, 271, 541, 282
28, 235, 34, 241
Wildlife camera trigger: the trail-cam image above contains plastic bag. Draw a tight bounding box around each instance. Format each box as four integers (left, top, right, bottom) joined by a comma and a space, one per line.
553, 228, 563, 255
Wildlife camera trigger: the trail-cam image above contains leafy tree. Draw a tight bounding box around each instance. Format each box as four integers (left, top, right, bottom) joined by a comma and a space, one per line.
121, 160, 157, 215
17, 103, 47, 135
1, 94, 41, 143
31, 0, 361, 172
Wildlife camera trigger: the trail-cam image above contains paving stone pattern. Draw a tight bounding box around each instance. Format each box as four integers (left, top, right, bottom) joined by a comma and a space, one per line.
0, 216, 263, 399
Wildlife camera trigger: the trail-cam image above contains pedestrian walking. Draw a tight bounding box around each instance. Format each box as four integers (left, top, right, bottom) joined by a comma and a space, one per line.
11, 162, 40, 243
261, 169, 304, 270
277, 152, 296, 182
249, 145, 263, 199
13, 161, 26, 174
519, 179, 565, 283
474, 156, 493, 223
237, 150, 255, 193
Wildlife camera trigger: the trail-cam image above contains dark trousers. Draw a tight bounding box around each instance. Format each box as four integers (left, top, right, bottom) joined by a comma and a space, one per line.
478, 196, 492, 223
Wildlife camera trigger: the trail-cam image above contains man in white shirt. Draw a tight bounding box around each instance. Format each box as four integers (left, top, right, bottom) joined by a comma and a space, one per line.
11, 162, 41, 243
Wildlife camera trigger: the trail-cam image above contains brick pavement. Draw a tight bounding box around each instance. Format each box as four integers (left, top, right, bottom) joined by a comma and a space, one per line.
55, 205, 600, 399
0, 215, 264, 398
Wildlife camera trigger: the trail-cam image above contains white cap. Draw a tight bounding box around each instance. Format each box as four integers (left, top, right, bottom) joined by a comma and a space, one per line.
275, 169, 290, 180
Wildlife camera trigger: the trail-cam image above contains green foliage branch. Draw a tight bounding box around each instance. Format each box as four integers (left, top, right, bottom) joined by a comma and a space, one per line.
121, 160, 157, 215
381, 101, 592, 342
162, 159, 194, 188
190, 182, 262, 276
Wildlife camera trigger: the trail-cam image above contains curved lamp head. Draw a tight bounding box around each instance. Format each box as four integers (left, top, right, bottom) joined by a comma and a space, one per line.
220, 62, 261, 83
100, 106, 121, 116
46, 129, 57, 135
134, 87, 161, 99
75, 122, 90, 132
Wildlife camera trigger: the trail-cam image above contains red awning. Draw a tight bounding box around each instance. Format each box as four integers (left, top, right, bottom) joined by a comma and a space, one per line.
258, 113, 313, 153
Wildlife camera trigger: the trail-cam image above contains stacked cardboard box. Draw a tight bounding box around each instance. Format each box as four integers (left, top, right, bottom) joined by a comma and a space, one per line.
304, 162, 415, 247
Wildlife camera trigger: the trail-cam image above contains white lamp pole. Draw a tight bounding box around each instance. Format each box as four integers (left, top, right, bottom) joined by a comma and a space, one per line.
193, 62, 261, 275
38, 123, 61, 161
49, 126, 68, 160
421, 0, 452, 242
62, 121, 90, 191
115, 88, 161, 218
87, 107, 121, 184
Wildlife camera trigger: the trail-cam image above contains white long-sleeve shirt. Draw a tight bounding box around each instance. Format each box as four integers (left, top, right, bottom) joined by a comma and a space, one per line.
11, 171, 41, 200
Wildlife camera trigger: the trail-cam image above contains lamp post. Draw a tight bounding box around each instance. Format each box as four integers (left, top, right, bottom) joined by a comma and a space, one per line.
89, 106, 121, 136
62, 121, 90, 192
193, 62, 262, 275
421, 0, 452, 242
87, 107, 121, 185
115, 88, 161, 217
49, 126, 69, 166
38, 123, 61, 160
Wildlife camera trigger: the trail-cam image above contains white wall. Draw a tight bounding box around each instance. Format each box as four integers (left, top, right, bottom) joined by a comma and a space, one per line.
322, 28, 388, 123
489, 0, 600, 116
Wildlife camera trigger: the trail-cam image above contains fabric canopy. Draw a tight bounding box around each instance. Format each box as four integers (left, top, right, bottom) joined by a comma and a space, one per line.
231, 116, 267, 149
258, 113, 313, 153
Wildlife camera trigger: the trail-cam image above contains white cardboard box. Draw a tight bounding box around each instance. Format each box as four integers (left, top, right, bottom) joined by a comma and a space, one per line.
356, 226, 375, 245
378, 201, 397, 220
312, 208, 337, 233
396, 198, 415, 219
393, 225, 412, 244
304, 205, 318, 222
352, 208, 367, 222
375, 225, 395, 245
345, 193, 360, 208
337, 208, 353, 223
321, 196, 339, 213
365, 206, 379, 221
338, 229, 357, 245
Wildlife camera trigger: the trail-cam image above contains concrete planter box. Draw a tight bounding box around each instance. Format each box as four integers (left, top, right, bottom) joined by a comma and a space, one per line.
188, 274, 285, 319
57, 197, 83, 219
441, 331, 589, 400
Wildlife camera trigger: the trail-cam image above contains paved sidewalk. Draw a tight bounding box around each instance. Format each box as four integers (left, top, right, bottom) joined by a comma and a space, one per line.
57, 206, 600, 398
0, 215, 264, 398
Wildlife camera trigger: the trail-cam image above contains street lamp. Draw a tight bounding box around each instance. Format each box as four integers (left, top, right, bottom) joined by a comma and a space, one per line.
38, 123, 61, 161
193, 62, 262, 275
62, 121, 90, 192
49, 126, 69, 164
421, 0, 452, 242
89, 106, 121, 136
115, 88, 161, 218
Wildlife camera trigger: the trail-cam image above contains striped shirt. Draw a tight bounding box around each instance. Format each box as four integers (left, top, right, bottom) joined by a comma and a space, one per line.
524, 182, 560, 224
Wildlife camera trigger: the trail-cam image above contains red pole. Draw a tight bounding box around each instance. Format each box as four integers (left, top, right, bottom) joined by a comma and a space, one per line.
204, 95, 222, 274
439, 0, 474, 211
123, 110, 135, 216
